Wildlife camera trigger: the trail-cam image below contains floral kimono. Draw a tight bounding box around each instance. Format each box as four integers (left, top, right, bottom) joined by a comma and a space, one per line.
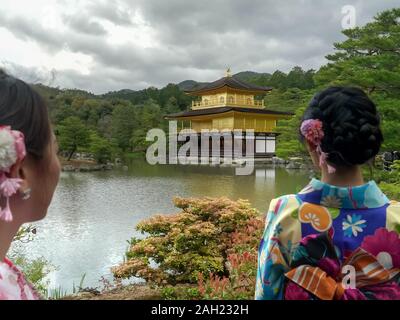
256, 178, 400, 300
0, 258, 40, 300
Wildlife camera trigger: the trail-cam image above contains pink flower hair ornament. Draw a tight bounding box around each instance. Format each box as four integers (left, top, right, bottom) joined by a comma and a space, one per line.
300, 119, 336, 174
0, 126, 27, 222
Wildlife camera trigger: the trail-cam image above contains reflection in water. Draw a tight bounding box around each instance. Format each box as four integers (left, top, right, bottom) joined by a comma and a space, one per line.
15, 159, 311, 292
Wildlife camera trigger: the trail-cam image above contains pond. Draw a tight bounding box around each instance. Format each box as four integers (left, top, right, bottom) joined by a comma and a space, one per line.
14, 159, 311, 292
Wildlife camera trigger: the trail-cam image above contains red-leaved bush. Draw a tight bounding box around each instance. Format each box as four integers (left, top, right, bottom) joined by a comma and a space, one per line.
112, 197, 264, 300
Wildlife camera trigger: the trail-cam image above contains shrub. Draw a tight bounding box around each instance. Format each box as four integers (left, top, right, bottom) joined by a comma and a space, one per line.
194, 216, 263, 300
112, 197, 261, 288
159, 216, 264, 300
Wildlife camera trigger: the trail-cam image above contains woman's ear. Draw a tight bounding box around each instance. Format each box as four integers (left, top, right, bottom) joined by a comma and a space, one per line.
8, 158, 30, 193
305, 140, 317, 153
8, 158, 22, 178
305, 141, 320, 168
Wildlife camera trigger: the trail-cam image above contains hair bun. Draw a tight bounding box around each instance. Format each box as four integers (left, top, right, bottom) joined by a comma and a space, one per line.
302, 87, 383, 167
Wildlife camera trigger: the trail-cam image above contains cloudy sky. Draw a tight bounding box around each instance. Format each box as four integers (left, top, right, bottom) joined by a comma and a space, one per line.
0, 0, 398, 93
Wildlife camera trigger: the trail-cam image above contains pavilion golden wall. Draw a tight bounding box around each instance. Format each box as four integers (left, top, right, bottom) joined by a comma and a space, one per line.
234, 115, 276, 132
184, 113, 278, 133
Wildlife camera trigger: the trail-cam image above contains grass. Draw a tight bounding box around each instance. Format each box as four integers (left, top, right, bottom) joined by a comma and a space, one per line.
46, 273, 87, 300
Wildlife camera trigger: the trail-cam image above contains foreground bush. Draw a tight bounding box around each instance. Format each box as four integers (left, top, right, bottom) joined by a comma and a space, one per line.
112, 197, 263, 299
194, 216, 263, 300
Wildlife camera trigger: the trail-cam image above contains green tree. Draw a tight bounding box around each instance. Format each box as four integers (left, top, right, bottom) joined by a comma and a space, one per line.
303, 69, 316, 89
57, 116, 90, 160
275, 106, 307, 159
269, 70, 288, 89
139, 99, 164, 130
130, 99, 165, 152
373, 95, 400, 151
89, 132, 113, 164
111, 101, 137, 151
165, 96, 180, 114
314, 7, 400, 152
315, 8, 400, 95
130, 129, 149, 152
286, 66, 306, 89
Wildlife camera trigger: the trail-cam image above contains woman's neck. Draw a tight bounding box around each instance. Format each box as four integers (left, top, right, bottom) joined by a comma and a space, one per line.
320, 165, 365, 187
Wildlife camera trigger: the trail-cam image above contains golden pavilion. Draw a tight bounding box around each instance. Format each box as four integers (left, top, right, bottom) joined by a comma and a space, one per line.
165, 69, 293, 158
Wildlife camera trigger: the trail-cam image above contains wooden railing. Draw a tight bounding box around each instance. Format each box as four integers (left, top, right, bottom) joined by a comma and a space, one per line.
192, 98, 264, 109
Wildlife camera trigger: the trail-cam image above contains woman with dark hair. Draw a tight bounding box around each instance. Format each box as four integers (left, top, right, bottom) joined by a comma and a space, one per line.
0, 70, 61, 299
256, 87, 400, 300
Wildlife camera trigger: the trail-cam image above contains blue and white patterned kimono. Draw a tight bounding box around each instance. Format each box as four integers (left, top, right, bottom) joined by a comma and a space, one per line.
256, 179, 400, 300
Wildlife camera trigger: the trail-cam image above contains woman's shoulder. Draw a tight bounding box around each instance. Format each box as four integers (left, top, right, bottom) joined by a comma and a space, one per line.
267, 194, 303, 217
0, 258, 40, 300
264, 194, 304, 244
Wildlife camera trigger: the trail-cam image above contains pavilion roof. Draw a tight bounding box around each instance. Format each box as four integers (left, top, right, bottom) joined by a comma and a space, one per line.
165, 106, 293, 119
184, 76, 272, 95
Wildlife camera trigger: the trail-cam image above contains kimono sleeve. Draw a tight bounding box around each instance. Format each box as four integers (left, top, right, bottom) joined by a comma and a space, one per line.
386, 201, 400, 233
255, 195, 302, 300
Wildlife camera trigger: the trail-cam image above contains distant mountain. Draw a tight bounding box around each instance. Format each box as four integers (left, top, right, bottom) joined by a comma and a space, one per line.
234, 71, 271, 82
32, 84, 97, 101
33, 67, 317, 103
176, 80, 204, 91
33, 70, 274, 101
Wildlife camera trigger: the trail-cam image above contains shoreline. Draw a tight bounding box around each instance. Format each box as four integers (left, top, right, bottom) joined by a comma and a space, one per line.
61, 158, 115, 172
61, 155, 314, 172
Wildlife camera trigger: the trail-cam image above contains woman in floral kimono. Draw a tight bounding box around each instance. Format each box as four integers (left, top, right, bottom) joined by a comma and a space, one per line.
0, 70, 61, 299
256, 87, 400, 300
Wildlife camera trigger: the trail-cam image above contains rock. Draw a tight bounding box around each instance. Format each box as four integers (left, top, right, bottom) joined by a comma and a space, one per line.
255, 158, 273, 165
67, 292, 96, 300
300, 163, 314, 170
105, 164, 114, 170
233, 159, 246, 166
220, 162, 233, 167
210, 157, 221, 164
272, 157, 288, 165
74, 165, 104, 172
288, 157, 304, 163
62, 165, 75, 172
286, 161, 302, 170
198, 157, 210, 165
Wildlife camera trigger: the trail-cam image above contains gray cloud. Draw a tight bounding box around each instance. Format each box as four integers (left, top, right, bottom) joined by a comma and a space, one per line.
62, 15, 108, 36
90, 2, 135, 26
0, 0, 399, 93
0, 14, 64, 53
0, 61, 57, 85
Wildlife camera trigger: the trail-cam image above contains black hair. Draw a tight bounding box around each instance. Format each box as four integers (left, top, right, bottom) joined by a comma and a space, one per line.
302, 86, 383, 167
0, 69, 51, 159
